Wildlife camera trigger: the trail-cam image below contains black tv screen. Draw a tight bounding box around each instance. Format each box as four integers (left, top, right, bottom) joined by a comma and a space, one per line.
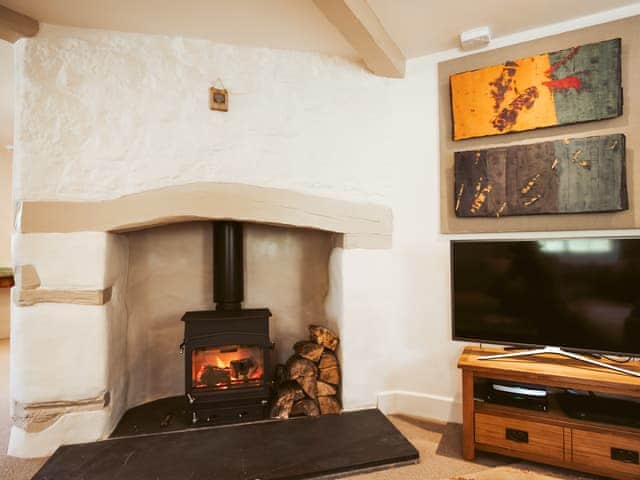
451, 238, 640, 356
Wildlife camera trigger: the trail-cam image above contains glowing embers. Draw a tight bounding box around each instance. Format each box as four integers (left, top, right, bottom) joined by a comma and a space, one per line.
192, 345, 264, 390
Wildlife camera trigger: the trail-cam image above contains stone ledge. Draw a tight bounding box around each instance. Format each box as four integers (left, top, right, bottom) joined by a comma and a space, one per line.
17, 287, 113, 306
12, 391, 110, 433
18, 182, 393, 249
14, 264, 113, 306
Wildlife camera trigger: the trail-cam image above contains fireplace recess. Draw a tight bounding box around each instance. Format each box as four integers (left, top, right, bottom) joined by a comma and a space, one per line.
181, 221, 273, 425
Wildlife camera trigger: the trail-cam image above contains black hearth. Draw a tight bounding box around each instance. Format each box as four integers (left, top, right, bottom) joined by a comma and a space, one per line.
181, 221, 273, 426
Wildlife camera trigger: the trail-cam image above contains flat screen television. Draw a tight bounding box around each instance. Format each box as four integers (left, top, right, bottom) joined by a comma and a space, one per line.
451, 238, 640, 357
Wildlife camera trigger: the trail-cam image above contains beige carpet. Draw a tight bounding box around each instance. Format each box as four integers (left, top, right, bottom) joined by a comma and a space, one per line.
446, 463, 601, 480
0, 339, 600, 480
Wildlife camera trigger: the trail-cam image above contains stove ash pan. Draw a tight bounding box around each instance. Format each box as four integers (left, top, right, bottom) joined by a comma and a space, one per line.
181, 308, 273, 425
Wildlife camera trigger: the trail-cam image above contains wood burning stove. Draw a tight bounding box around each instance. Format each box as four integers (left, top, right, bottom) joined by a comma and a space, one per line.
181, 221, 273, 425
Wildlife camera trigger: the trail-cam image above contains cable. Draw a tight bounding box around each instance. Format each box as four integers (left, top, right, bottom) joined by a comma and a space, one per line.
601, 355, 634, 364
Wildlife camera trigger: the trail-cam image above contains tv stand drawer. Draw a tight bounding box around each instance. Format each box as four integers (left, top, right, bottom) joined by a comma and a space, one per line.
475, 413, 564, 461
572, 429, 640, 477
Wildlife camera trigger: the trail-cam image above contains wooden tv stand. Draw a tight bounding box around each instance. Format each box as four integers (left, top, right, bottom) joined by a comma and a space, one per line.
458, 346, 640, 480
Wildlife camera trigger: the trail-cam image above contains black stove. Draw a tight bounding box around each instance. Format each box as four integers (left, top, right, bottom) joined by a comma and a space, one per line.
181, 221, 273, 426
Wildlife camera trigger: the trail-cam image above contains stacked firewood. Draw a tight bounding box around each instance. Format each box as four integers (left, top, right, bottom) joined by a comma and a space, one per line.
270, 325, 342, 419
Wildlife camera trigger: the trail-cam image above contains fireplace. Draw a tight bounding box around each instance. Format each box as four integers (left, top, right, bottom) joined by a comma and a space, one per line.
181, 221, 273, 425
10, 183, 391, 457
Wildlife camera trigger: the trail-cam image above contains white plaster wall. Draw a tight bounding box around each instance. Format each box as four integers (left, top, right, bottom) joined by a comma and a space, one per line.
104, 234, 130, 433
11, 302, 110, 404
326, 247, 395, 410
13, 232, 124, 289
10, 232, 129, 456
0, 150, 11, 266
244, 223, 332, 362
0, 150, 12, 338
11, 233, 129, 404
0, 291, 9, 340
378, 62, 464, 420
13, 24, 394, 205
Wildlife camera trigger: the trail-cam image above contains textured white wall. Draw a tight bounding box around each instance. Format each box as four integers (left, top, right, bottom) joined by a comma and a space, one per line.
11, 23, 460, 431
0, 151, 11, 264
14, 24, 394, 205
0, 292, 8, 339
384, 62, 461, 410
0, 149, 12, 338
10, 25, 406, 456
10, 232, 129, 457
0, 42, 13, 147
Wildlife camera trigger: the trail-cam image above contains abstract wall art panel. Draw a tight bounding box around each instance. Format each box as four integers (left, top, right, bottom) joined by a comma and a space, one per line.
450, 38, 622, 141
454, 134, 627, 218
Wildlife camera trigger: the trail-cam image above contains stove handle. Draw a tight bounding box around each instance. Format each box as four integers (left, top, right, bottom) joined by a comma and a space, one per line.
179, 342, 185, 355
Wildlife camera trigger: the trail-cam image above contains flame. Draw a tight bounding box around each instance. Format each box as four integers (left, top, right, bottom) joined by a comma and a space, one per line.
215, 356, 226, 369
192, 345, 264, 390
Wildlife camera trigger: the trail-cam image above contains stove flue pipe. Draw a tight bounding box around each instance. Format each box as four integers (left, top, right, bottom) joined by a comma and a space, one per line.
213, 221, 244, 311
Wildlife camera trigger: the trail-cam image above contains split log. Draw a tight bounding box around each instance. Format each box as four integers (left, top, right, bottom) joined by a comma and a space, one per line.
317, 380, 337, 397
270, 381, 304, 419
318, 396, 342, 415
318, 351, 338, 370
286, 356, 318, 379
309, 325, 339, 351
291, 399, 320, 417
296, 375, 318, 399
230, 357, 257, 380
319, 366, 340, 385
286, 356, 319, 399
293, 341, 324, 362
198, 366, 229, 387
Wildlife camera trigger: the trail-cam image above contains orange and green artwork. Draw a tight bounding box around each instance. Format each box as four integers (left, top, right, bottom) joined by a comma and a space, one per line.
450, 38, 622, 141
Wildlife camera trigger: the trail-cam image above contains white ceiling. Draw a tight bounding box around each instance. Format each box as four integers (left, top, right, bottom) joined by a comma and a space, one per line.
369, 0, 640, 58
1, 0, 639, 145
4, 0, 639, 59
0, 0, 358, 58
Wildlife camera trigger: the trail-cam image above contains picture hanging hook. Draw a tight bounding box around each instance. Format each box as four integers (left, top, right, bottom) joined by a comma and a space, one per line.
212, 78, 226, 90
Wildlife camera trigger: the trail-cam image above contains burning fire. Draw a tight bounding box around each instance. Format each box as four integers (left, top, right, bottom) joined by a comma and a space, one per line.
192, 345, 263, 390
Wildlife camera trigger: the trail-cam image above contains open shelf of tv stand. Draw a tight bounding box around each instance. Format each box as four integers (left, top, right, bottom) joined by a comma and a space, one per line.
458, 346, 640, 480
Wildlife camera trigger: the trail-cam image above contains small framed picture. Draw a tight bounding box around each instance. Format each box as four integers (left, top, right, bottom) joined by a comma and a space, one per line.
209, 87, 228, 112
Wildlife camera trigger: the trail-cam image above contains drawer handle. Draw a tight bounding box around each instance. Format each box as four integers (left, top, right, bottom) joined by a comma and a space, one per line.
505, 428, 529, 444
611, 447, 639, 465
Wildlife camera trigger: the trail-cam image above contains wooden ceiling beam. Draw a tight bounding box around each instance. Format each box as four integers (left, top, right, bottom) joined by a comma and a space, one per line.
313, 0, 405, 78
0, 4, 39, 43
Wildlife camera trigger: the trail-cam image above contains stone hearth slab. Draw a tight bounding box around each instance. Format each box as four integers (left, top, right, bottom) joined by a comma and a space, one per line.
32, 409, 419, 480
110, 396, 191, 437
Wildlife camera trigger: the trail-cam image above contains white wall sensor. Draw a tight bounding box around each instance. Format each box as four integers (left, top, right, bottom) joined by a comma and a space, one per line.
460, 26, 492, 50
